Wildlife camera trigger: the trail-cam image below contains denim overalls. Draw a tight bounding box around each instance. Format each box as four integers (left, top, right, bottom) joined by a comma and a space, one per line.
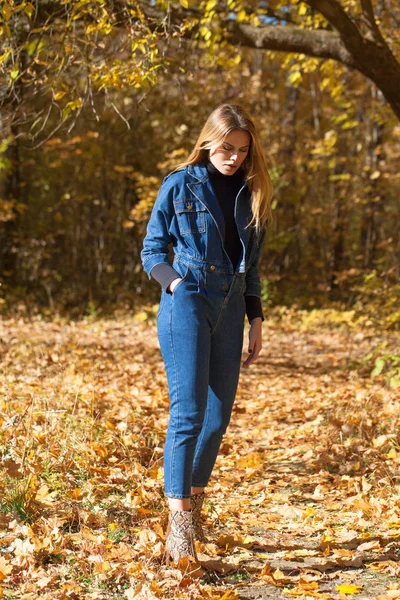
141, 162, 266, 498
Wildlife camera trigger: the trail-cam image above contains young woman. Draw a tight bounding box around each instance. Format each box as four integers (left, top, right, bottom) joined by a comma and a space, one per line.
141, 104, 273, 564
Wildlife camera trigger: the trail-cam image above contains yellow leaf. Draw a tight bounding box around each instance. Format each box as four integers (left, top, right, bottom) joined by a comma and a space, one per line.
237, 452, 263, 468
173, 556, 204, 578
94, 561, 110, 574
35, 483, 58, 505
206, 0, 218, 10
70, 487, 84, 499
0, 557, 12, 582
2, 3, 12, 21
299, 580, 319, 591
179, 0, 189, 7
25, 3, 35, 18
80, 527, 105, 543
217, 591, 238, 600
0, 50, 11, 64
388, 520, 400, 528
336, 584, 363, 595
54, 92, 67, 101
298, 2, 308, 15
85, 22, 99, 34
260, 563, 291, 586
134, 311, 148, 322
288, 71, 302, 86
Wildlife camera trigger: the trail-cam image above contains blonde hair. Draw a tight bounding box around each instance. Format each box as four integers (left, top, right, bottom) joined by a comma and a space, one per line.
174, 104, 274, 234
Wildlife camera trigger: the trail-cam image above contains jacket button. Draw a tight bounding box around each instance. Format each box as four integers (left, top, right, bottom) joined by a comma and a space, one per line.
210, 265, 215, 271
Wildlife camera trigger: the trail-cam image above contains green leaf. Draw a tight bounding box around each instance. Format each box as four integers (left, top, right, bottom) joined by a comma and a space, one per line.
371, 357, 385, 377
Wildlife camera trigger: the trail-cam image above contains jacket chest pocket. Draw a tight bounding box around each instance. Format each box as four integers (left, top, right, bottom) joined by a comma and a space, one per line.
174, 200, 207, 235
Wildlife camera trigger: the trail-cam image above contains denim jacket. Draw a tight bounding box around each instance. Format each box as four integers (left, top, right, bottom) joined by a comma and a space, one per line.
141, 162, 266, 297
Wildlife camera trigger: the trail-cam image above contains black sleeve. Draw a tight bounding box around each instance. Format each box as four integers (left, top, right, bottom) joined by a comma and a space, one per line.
245, 295, 264, 324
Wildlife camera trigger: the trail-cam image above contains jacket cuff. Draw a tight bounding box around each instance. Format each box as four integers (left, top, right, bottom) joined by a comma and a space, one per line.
245, 295, 264, 324
142, 254, 172, 279
150, 263, 181, 291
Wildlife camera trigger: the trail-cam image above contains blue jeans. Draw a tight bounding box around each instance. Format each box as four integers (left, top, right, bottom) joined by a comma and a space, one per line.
157, 254, 246, 499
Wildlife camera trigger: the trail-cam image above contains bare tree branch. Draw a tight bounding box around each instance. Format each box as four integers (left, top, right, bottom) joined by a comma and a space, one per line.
143, 1, 400, 120
225, 22, 355, 66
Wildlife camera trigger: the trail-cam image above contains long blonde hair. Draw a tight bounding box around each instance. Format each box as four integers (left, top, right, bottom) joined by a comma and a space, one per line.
174, 104, 274, 234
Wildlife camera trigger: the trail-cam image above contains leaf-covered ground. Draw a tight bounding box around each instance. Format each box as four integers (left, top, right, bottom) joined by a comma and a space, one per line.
0, 309, 399, 600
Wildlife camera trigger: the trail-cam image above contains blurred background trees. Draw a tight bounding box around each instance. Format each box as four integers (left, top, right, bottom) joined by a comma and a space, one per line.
0, 0, 399, 326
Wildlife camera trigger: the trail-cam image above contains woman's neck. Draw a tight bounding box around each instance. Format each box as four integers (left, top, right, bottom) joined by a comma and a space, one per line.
205, 158, 245, 180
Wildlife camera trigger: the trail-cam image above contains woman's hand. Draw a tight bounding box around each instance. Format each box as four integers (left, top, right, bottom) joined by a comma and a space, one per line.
242, 317, 262, 368
168, 277, 183, 293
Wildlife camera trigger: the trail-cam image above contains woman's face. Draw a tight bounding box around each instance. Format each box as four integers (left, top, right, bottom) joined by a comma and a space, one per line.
208, 129, 251, 176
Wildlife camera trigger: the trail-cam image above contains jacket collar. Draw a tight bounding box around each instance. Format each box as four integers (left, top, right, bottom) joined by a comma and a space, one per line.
186, 162, 251, 246
187, 161, 247, 184
187, 162, 210, 182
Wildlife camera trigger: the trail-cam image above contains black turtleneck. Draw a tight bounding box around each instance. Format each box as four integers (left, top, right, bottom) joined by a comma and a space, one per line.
149, 160, 264, 323
205, 159, 244, 269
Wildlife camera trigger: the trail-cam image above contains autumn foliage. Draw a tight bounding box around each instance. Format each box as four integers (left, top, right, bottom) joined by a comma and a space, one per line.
0, 1, 399, 319
0, 310, 399, 598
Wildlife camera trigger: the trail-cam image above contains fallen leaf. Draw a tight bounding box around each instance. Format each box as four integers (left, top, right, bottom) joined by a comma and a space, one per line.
336, 584, 363, 595
0, 557, 12, 581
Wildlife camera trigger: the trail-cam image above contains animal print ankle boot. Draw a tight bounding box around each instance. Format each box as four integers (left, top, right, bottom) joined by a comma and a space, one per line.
165, 509, 198, 564
190, 492, 208, 543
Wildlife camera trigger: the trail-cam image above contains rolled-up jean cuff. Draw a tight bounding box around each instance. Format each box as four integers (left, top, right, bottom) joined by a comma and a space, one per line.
165, 494, 192, 499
